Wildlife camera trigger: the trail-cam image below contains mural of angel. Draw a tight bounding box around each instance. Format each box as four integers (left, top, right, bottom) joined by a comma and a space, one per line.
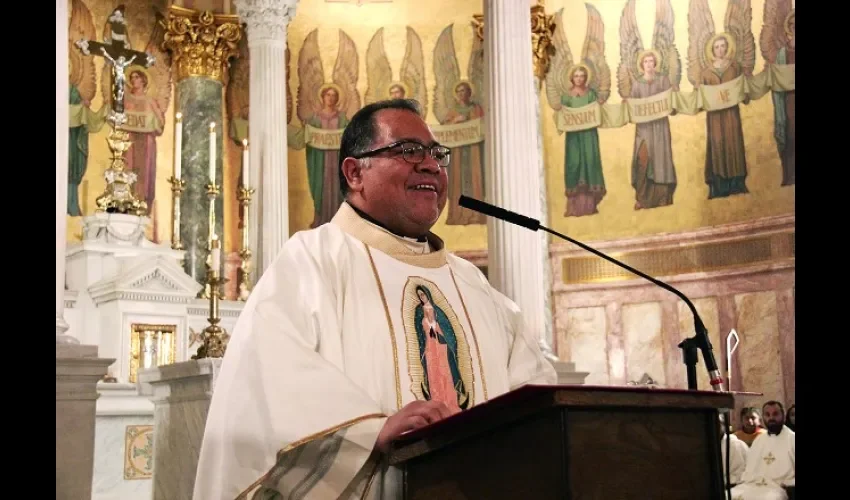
226, 32, 250, 144
546, 5, 610, 217
619, 0, 681, 210
297, 29, 361, 228
67, 0, 104, 217
364, 27, 427, 114
761, 0, 795, 186
432, 24, 486, 226
688, 0, 755, 199
100, 5, 172, 218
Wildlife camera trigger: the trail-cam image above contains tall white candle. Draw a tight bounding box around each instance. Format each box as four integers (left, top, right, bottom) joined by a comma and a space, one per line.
209, 122, 216, 185
174, 112, 183, 179
211, 234, 221, 270
242, 138, 249, 186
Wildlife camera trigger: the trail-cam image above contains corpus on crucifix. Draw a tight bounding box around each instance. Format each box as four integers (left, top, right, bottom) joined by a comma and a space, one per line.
74, 6, 155, 120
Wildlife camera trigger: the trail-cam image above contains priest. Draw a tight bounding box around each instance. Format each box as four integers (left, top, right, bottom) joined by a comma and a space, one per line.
730, 401, 795, 500
193, 98, 557, 499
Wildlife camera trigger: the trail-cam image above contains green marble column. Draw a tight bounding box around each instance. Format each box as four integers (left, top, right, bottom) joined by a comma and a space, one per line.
162, 7, 242, 287
178, 77, 225, 283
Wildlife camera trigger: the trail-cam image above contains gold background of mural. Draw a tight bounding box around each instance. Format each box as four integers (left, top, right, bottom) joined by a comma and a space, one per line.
66, 0, 794, 255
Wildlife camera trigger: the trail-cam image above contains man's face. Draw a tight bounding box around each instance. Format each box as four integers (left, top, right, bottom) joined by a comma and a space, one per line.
762, 404, 785, 434
356, 109, 448, 236
742, 411, 760, 433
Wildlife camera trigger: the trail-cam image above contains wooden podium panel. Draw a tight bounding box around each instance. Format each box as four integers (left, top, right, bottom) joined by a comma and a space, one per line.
389, 385, 735, 500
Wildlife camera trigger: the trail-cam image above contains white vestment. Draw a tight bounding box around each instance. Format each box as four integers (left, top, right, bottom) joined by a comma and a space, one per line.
721, 433, 749, 485
194, 202, 557, 499
730, 426, 795, 500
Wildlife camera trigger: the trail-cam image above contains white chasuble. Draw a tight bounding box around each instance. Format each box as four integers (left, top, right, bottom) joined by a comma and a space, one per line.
194, 202, 557, 500
730, 426, 795, 500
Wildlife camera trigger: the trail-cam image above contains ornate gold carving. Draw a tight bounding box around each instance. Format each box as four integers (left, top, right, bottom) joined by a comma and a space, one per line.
471, 1, 557, 81
161, 6, 242, 83
562, 231, 795, 285
96, 127, 148, 215
129, 324, 177, 383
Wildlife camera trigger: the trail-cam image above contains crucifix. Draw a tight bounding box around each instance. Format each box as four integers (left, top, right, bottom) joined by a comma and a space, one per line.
73, 7, 155, 119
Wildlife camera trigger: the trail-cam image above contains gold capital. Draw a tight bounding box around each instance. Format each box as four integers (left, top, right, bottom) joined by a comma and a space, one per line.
161, 6, 242, 84
472, 1, 557, 81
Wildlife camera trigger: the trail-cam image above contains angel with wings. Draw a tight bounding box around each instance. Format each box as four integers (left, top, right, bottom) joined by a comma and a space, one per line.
297, 29, 361, 228
761, 0, 795, 186
618, 0, 680, 211
688, 0, 755, 199
432, 24, 485, 226
545, 5, 610, 217
67, 0, 107, 217
364, 27, 427, 115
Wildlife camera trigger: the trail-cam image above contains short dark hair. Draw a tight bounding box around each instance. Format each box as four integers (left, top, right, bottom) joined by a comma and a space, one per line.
338, 98, 423, 197
763, 400, 785, 414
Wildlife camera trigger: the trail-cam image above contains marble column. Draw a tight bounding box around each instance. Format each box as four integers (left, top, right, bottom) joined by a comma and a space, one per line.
56, 0, 76, 344
235, 0, 298, 278
483, 0, 548, 353
162, 7, 242, 284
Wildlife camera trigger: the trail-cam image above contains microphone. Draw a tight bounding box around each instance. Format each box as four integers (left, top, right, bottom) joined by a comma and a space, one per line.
459, 195, 725, 393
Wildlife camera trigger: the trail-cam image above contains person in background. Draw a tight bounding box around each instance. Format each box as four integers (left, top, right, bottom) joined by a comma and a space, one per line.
730, 401, 795, 500
720, 416, 748, 487
735, 407, 767, 447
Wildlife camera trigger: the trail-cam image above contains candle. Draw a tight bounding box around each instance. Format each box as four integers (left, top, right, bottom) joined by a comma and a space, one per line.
174, 112, 183, 179
211, 234, 221, 271
242, 138, 249, 186
209, 122, 216, 185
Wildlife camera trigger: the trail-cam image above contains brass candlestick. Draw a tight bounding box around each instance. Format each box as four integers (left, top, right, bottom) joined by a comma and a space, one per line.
199, 182, 221, 299
237, 185, 255, 301
168, 176, 186, 250
192, 236, 228, 359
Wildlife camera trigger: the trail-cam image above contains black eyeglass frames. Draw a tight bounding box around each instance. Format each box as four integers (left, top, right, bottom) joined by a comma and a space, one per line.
351, 140, 452, 167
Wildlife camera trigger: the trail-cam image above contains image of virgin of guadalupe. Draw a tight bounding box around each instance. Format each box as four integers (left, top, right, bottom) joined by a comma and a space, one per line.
414, 285, 469, 411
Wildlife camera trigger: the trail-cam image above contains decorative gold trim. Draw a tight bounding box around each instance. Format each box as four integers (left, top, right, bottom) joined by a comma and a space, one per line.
236, 413, 387, 500
449, 267, 489, 402
365, 245, 403, 411
161, 7, 242, 83
129, 323, 177, 383
562, 231, 795, 285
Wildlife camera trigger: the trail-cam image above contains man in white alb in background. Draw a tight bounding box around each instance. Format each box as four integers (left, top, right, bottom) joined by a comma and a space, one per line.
720, 416, 749, 487
192, 98, 557, 499
731, 401, 795, 500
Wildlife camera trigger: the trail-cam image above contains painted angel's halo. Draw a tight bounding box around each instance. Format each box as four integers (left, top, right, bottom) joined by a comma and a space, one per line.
705, 32, 736, 63
566, 63, 593, 86
784, 10, 795, 40
636, 49, 662, 75
317, 82, 343, 103
388, 81, 409, 98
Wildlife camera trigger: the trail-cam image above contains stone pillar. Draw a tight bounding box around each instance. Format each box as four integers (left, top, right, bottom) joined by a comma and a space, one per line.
56, 0, 76, 344
56, 344, 115, 500
235, 0, 298, 277
483, 0, 548, 355
162, 7, 243, 285
138, 359, 223, 500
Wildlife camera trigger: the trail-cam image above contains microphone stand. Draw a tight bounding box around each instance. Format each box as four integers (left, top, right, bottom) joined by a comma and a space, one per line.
457, 195, 724, 392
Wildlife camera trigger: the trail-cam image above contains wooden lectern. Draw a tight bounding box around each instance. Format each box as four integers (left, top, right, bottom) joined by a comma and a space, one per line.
389, 384, 735, 500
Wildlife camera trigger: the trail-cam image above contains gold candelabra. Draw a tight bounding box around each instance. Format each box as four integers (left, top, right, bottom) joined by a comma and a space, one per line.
192, 235, 228, 359
168, 176, 186, 250
237, 185, 255, 301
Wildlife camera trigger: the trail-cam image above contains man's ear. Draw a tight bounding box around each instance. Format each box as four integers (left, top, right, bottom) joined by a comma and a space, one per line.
341, 157, 364, 193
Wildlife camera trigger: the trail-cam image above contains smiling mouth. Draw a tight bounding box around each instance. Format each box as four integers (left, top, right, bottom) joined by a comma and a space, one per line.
410, 184, 438, 192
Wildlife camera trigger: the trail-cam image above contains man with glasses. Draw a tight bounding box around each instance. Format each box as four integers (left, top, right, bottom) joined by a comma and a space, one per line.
194, 99, 556, 500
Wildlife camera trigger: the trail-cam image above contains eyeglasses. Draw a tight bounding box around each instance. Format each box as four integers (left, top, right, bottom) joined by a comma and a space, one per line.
352, 140, 452, 167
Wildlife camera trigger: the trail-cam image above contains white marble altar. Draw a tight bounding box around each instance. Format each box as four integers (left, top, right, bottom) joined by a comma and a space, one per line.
138, 359, 224, 500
